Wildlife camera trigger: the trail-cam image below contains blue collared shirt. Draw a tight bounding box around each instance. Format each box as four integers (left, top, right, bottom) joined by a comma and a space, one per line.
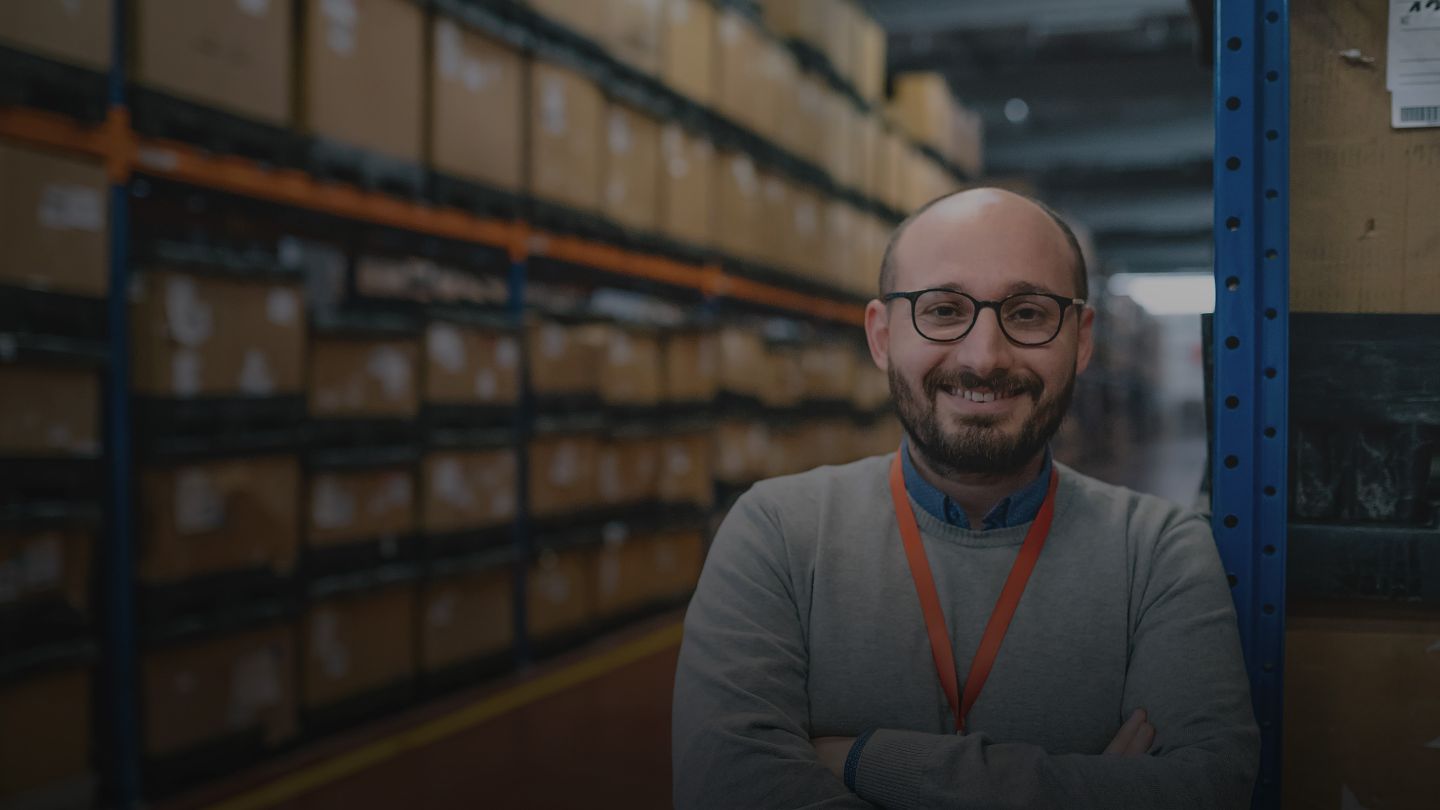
901, 440, 1054, 530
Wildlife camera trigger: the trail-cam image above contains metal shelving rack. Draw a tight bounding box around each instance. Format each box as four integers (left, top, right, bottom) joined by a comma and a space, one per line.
1212, 1, 1289, 807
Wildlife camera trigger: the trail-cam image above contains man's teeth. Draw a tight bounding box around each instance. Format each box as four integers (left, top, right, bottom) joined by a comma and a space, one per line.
947, 388, 1008, 403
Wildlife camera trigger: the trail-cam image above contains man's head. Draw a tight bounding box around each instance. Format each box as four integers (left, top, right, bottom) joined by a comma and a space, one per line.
864, 188, 1095, 479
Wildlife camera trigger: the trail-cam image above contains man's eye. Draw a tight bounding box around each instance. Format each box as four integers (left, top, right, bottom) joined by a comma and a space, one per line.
1009, 306, 1044, 321
929, 305, 963, 318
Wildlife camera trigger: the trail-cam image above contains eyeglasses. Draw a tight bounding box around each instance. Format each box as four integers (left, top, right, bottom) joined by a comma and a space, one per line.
882, 288, 1087, 346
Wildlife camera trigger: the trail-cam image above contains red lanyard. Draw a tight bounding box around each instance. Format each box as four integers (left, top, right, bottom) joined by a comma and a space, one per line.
888, 450, 1060, 733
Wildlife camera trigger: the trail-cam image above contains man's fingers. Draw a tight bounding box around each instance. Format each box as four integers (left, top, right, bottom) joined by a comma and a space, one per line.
1104, 709, 1146, 755
1129, 722, 1156, 755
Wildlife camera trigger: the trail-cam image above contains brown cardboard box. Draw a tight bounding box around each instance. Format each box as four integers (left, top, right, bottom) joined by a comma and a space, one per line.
0, 364, 100, 458
794, 72, 827, 168
650, 529, 703, 598
883, 133, 909, 212
761, 346, 805, 408
717, 327, 767, 398
130, 271, 306, 398
593, 530, 656, 618
662, 330, 718, 403
761, 0, 825, 50
603, 0, 663, 75
0, 666, 91, 802
528, 320, 602, 399
132, 0, 293, 125
757, 170, 791, 268
789, 184, 823, 280
0, 141, 108, 297
660, 0, 714, 104
0, 526, 91, 616
823, 92, 859, 190
309, 336, 419, 419
713, 419, 768, 484
757, 40, 800, 149
714, 150, 762, 260
527, 548, 593, 640
429, 17, 525, 191
138, 455, 301, 584
855, 111, 882, 201
303, 584, 415, 708
300, 0, 424, 161
1283, 612, 1440, 809
425, 322, 521, 406
821, 199, 857, 292
801, 344, 858, 401
420, 448, 516, 534
655, 431, 713, 507
420, 566, 513, 672
0, 0, 111, 70
855, 14, 885, 104
305, 466, 416, 549
713, 8, 763, 129
891, 72, 954, 154
657, 123, 714, 247
576, 324, 663, 406
595, 434, 661, 507
529, 433, 601, 518
821, 0, 854, 85
526, 0, 605, 41
143, 624, 296, 756
1290, 0, 1440, 313
528, 58, 605, 212
602, 102, 662, 233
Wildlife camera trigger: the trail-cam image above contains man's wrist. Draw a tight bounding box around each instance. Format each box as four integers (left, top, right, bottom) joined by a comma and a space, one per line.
843, 729, 877, 791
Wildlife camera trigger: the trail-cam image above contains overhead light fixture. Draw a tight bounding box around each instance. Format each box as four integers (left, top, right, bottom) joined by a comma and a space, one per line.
1004, 98, 1030, 124
1106, 272, 1215, 316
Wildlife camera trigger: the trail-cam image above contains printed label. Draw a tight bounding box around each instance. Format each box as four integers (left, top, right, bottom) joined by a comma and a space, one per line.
367, 345, 414, 400
165, 276, 215, 348
172, 350, 203, 398
174, 468, 225, 535
311, 475, 357, 530
239, 349, 276, 396
236, 0, 271, 17
266, 288, 299, 326
541, 77, 569, 137
38, 184, 104, 232
428, 324, 467, 373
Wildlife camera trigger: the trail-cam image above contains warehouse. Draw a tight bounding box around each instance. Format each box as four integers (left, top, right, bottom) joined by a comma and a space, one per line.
0, 0, 1435, 808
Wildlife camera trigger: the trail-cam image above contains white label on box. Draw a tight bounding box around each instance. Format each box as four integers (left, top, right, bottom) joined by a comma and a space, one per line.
608, 111, 634, 155
550, 443, 580, 486
610, 333, 634, 365
372, 473, 412, 514
428, 324, 467, 373
669, 0, 689, 25
23, 536, 62, 589
541, 78, 569, 137
1388, 1, 1440, 128
239, 349, 276, 395
266, 288, 298, 326
175, 468, 225, 535
322, 0, 358, 55
434, 458, 474, 508
667, 446, 692, 475
311, 476, 357, 530
236, 0, 271, 17
228, 647, 282, 729
541, 325, 567, 358
38, 184, 104, 232
719, 12, 741, 45
495, 337, 519, 369
437, 18, 464, 79
541, 569, 571, 602
474, 369, 498, 400
764, 177, 784, 202
172, 350, 203, 397
367, 345, 413, 400
463, 61, 501, 94
427, 592, 457, 628
165, 276, 214, 347
795, 201, 819, 236
732, 156, 757, 195
605, 176, 628, 206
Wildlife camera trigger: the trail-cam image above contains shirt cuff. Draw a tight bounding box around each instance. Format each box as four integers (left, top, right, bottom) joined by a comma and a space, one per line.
851, 728, 932, 809
843, 729, 876, 792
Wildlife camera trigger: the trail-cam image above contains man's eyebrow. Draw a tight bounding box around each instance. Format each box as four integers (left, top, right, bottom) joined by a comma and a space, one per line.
1001, 281, 1060, 296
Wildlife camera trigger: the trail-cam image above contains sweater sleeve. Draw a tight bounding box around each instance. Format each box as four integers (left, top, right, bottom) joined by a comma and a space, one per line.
672, 488, 875, 809
851, 513, 1260, 810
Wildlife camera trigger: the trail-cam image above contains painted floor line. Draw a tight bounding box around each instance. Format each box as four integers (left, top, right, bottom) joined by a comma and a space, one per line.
203, 622, 685, 810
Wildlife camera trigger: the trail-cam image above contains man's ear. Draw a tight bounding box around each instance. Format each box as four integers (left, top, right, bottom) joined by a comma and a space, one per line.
1074, 305, 1096, 376
865, 299, 890, 372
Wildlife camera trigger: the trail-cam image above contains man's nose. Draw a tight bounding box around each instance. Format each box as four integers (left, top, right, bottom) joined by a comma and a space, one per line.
949, 307, 1013, 378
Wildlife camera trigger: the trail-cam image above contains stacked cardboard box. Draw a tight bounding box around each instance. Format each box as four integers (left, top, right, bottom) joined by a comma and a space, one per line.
0, 0, 113, 72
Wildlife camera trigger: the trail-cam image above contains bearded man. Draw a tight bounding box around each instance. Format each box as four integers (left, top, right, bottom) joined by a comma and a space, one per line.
671, 189, 1259, 809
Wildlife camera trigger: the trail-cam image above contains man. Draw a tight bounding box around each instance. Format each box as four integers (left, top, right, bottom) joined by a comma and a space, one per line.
672, 188, 1258, 809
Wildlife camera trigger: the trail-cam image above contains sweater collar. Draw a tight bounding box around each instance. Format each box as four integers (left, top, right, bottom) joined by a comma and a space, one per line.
901, 438, 1054, 531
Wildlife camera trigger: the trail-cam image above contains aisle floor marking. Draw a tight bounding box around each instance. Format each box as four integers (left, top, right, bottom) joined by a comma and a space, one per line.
203, 621, 685, 810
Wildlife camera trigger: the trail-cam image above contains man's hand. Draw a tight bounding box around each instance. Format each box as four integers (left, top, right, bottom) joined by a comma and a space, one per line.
1104, 709, 1156, 756
813, 737, 856, 780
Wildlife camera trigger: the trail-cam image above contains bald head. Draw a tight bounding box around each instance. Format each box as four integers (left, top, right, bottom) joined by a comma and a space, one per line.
878, 188, 1088, 301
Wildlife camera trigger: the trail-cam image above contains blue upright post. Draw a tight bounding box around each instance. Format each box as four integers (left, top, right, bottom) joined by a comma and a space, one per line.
1212, 1, 1289, 807
100, 0, 141, 805
508, 254, 532, 667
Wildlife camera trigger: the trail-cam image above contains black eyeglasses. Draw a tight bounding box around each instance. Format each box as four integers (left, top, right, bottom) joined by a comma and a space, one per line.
882, 288, 1087, 346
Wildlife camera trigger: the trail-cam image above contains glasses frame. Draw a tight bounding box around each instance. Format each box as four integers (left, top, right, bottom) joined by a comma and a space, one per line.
881, 288, 1088, 346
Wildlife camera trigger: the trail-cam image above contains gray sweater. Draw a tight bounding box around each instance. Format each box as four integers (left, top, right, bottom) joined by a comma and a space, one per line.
672, 454, 1259, 809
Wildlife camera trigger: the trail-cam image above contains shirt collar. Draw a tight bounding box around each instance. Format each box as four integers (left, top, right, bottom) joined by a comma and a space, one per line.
900, 439, 1054, 530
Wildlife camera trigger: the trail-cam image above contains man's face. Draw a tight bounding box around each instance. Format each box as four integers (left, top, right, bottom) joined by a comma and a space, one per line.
864, 192, 1095, 478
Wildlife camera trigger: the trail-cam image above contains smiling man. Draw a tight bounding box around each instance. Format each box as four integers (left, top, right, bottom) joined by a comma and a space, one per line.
672, 189, 1258, 809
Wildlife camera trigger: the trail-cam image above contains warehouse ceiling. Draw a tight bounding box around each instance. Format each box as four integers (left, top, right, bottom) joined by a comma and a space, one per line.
862, 0, 1214, 276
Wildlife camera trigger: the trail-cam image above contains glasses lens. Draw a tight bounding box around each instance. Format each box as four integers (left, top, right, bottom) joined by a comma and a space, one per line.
999, 294, 1064, 344
913, 290, 976, 341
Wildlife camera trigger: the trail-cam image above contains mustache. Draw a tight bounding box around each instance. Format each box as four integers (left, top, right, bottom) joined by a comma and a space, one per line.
922, 369, 1042, 400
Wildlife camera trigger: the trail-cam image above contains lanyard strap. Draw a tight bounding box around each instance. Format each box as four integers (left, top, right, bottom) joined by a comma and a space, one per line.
888, 450, 1060, 733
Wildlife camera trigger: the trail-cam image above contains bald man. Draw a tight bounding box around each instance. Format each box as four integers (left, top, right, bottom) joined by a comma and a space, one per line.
672, 189, 1258, 809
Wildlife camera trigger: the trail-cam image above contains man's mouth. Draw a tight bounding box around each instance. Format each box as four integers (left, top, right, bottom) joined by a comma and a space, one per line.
938, 385, 1018, 403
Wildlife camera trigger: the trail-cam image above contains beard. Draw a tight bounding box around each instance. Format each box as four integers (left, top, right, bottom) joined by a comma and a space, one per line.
889, 362, 1074, 478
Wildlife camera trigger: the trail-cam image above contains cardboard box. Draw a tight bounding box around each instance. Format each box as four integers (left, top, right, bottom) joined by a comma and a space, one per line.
757, 169, 790, 268
855, 111, 882, 201
651, 529, 703, 598
655, 432, 713, 507
1283, 612, 1440, 809
596, 434, 661, 507
309, 336, 419, 419
420, 448, 516, 534
138, 455, 301, 584
526, 0, 605, 41
821, 0, 855, 85
527, 548, 593, 640
143, 624, 295, 757
603, 0, 663, 75
130, 271, 306, 399
528, 58, 605, 212
757, 40, 800, 149
952, 105, 985, 179
0, 526, 91, 617
0, 364, 100, 458
794, 72, 827, 168
821, 199, 857, 293
713, 8, 763, 129
761, 346, 805, 409
529, 433, 602, 518
420, 566, 514, 672
429, 17, 525, 191
300, 0, 424, 161
303, 584, 415, 708
0, 141, 108, 297
657, 123, 714, 247
855, 14, 886, 104
602, 102, 662, 233
883, 132, 909, 212
717, 327, 767, 399
528, 320, 602, 399
714, 150, 762, 260
1290, 0, 1440, 313
789, 184, 824, 280
132, 0, 293, 125
661, 330, 718, 403
575, 323, 663, 406
305, 466, 416, 549
713, 419, 770, 484
0, 666, 91, 803
761, 0, 825, 49
0, 0, 111, 71
660, 0, 714, 105
891, 72, 955, 154
593, 530, 655, 618
425, 322, 521, 407
823, 92, 859, 190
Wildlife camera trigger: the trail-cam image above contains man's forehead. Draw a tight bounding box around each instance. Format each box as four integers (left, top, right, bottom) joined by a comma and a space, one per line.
891, 196, 1075, 293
